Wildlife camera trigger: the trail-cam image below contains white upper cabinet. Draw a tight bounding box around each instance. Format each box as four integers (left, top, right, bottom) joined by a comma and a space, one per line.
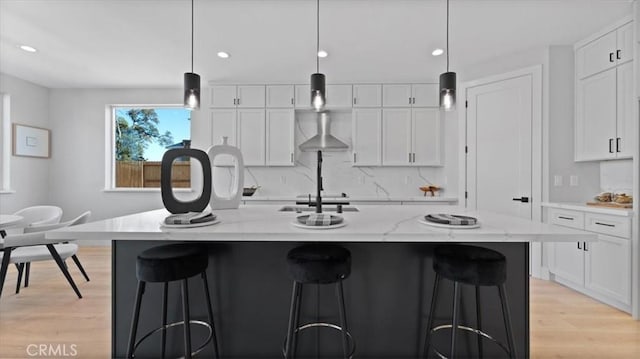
617, 22, 633, 65
411, 108, 441, 165
266, 85, 295, 108
352, 109, 382, 166
266, 109, 295, 166
382, 84, 439, 107
236, 109, 266, 166
210, 85, 265, 108
616, 62, 634, 158
576, 31, 617, 79
210, 86, 237, 108
326, 84, 353, 109
353, 84, 382, 107
382, 109, 412, 165
382, 85, 413, 107
294, 84, 310, 109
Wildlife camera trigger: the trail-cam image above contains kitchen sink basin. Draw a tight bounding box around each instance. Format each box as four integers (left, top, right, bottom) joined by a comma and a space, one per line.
278, 205, 359, 213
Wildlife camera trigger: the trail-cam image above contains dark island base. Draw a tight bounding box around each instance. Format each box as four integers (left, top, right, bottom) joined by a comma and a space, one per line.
113, 241, 529, 358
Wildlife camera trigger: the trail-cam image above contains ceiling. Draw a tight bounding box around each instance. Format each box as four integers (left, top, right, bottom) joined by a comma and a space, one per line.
0, 0, 633, 89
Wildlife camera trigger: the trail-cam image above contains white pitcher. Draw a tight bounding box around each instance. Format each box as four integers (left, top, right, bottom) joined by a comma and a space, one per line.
206, 137, 244, 210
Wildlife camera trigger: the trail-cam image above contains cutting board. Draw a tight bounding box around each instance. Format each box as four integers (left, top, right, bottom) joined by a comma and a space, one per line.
586, 201, 632, 209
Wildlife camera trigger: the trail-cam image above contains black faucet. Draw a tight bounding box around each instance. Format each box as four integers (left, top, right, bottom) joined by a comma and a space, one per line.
316, 150, 323, 213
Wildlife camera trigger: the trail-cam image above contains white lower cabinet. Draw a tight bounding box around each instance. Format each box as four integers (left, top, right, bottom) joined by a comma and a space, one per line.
547, 207, 632, 311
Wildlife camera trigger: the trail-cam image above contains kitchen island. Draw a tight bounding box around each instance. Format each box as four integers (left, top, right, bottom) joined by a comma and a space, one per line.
48, 204, 597, 358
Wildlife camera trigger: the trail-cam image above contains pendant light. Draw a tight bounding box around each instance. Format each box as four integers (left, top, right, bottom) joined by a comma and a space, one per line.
439, 0, 456, 111
310, 0, 326, 112
184, 0, 200, 110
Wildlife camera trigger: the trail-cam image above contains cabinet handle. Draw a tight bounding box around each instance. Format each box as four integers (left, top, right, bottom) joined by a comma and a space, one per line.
413, 97, 416, 104
609, 52, 615, 63
609, 138, 614, 153
353, 98, 357, 105
291, 98, 294, 105
409, 97, 412, 105
412, 153, 416, 162
583, 242, 588, 252
409, 153, 412, 163
616, 137, 621, 153
616, 49, 621, 60
237, 98, 240, 105
291, 153, 294, 163
577, 242, 582, 250
558, 216, 574, 221
354, 153, 357, 163
595, 222, 615, 228
233, 98, 236, 105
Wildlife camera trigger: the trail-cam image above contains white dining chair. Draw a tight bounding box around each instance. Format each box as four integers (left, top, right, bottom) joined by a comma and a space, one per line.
13, 205, 63, 228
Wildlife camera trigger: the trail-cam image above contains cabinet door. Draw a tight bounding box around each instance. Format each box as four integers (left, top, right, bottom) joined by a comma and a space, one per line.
575, 68, 617, 161
353, 84, 382, 107
412, 84, 439, 107
294, 84, 311, 109
237, 85, 265, 108
585, 235, 631, 305
382, 84, 412, 107
266, 109, 294, 166
237, 109, 265, 166
210, 109, 237, 166
382, 109, 411, 165
550, 242, 585, 286
266, 85, 295, 108
411, 108, 441, 166
616, 62, 634, 158
576, 30, 617, 79
352, 109, 382, 166
616, 22, 633, 65
210, 86, 237, 108
325, 84, 353, 109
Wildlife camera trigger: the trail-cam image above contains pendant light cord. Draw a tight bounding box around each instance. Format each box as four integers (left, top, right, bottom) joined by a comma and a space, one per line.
191, 0, 194, 73
446, 0, 450, 72
316, 0, 320, 73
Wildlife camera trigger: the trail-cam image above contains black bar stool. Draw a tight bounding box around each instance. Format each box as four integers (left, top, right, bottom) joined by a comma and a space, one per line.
126, 243, 219, 359
423, 244, 516, 359
283, 243, 355, 359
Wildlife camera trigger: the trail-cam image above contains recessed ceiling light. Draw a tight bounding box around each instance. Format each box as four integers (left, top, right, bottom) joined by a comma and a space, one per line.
317, 50, 328, 58
432, 48, 444, 56
217, 51, 230, 59
19, 45, 37, 53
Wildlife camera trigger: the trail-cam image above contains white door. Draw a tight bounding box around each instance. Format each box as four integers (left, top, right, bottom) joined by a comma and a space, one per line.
210, 86, 237, 108
353, 84, 382, 107
325, 84, 353, 109
466, 73, 533, 219
266, 109, 294, 166
584, 235, 631, 305
412, 84, 439, 107
352, 109, 382, 166
237, 109, 265, 166
576, 30, 617, 79
575, 68, 617, 160
616, 62, 634, 158
617, 22, 633, 65
210, 109, 237, 166
266, 85, 294, 108
550, 242, 585, 286
382, 84, 412, 107
411, 108, 441, 166
236, 85, 265, 108
382, 108, 411, 166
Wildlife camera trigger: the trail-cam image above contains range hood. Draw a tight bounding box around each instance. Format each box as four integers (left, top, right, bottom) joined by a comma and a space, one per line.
298, 111, 349, 151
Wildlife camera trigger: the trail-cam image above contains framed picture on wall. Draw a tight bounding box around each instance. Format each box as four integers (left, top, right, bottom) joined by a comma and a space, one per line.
12, 123, 50, 158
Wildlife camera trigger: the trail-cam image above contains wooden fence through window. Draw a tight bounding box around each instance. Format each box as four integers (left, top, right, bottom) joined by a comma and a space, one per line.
115, 161, 190, 188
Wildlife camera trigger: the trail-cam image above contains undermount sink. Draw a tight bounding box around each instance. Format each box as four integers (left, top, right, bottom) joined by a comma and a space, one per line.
278, 205, 359, 213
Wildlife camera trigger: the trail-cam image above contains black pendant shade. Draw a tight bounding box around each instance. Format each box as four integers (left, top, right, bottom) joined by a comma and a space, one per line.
184, 72, 200, 110
310, 72, 326, 112
439, 71, 456, 111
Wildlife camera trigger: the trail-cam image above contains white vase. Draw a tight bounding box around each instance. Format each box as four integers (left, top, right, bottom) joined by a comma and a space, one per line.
206, 137, 244, 210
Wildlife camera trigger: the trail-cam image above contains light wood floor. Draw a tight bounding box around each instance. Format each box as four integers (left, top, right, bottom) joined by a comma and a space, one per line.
1, 247, 639, 358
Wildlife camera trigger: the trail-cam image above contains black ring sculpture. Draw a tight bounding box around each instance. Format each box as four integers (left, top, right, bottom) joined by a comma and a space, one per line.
161, 148, 212, 214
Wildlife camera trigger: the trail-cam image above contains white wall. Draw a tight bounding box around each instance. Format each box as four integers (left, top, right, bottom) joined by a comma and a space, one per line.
47, 88, 183, 221
0, 73, 51, 214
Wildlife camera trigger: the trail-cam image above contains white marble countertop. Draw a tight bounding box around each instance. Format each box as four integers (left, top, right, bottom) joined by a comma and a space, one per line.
44, 204, 596, 244
243, 196, 458, 202
542, 202, 633, 217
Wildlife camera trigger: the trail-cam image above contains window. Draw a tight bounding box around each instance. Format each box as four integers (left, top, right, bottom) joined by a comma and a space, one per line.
110, 106, 191, 189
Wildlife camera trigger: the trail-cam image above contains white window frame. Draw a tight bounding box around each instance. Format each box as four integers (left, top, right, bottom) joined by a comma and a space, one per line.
104, 104, 192, 192
0, 93, 13, 193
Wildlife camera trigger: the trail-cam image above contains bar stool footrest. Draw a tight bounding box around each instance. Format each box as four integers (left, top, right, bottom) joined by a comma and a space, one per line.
132, 319, 213, 359
282, 322, 356, 359
428, 324, 511, 359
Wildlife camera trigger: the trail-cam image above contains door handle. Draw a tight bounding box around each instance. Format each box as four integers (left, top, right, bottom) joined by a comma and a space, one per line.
616, 50, 621, 60
609, 52, 615, 62
616, 138, 621, 153
609, 138, 614, 153
512, 197, 529, 203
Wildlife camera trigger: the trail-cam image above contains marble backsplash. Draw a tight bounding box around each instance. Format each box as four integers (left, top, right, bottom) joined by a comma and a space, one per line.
211, 110, 454, 199
600, 159, 633, 195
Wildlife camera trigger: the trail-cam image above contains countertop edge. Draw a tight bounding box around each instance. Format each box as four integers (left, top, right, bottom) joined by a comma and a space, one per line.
542, 202, 633, 217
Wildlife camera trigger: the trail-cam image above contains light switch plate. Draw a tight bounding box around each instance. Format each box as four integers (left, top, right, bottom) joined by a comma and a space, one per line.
570, 175, 579, 186
554, 175, 563, 186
